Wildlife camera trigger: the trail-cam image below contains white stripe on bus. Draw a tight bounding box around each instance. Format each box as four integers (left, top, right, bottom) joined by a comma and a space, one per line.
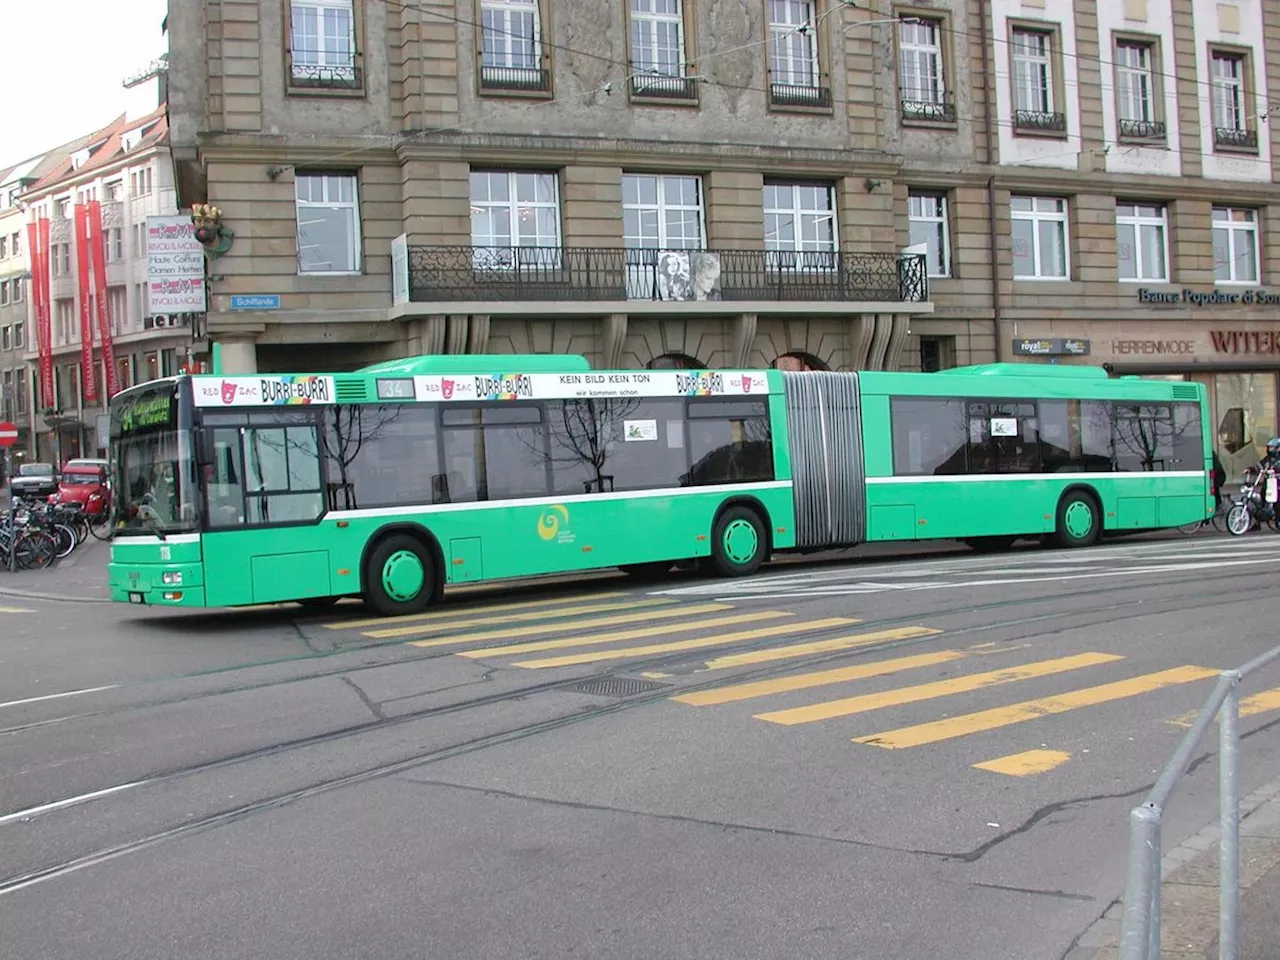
864, 471, 1205, 484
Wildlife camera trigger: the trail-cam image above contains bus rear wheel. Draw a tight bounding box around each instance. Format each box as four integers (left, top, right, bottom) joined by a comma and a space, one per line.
1053, 491, 1101, 548
364, 535, 436, 616
711, 506, 767, 577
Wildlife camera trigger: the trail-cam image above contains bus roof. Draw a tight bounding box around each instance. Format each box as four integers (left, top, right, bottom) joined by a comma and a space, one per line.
938, 363, 1111, 379
357, 354, 592, 376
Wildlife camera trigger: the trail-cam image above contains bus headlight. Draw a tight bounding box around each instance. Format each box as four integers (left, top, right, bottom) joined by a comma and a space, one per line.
161, 572, 183, 585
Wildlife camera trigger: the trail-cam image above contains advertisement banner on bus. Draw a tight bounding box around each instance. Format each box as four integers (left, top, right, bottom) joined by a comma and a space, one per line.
412, 370, 770, 402
193, 374, 336, 407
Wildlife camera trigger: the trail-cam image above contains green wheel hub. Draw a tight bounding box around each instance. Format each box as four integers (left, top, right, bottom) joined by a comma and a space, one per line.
1064, 500, 1095, 540
722, 518, 760, 565
381, 550, 425, 602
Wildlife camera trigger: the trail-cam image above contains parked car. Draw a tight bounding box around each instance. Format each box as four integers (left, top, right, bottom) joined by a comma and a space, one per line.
9, 462, 58, 499
57, 460, 112, 518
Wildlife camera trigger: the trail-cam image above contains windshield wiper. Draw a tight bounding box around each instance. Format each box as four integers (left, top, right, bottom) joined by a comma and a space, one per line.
136, 504, 168, 541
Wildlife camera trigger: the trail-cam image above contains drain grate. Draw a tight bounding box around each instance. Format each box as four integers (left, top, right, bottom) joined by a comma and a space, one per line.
566, 676, 671, 698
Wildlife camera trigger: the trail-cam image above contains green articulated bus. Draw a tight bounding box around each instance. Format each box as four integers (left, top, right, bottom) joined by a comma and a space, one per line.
106, 355, 1212, 616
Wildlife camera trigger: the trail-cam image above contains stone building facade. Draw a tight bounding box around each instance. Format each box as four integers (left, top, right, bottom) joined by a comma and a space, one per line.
167, 0, 1280, 475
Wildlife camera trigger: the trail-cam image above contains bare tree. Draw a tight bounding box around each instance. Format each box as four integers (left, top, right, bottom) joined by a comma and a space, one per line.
536, 398, 643, 493
320, 405, 407, 509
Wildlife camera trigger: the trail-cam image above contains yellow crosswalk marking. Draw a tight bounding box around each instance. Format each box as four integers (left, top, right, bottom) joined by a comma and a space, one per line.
756, 652, 1124, 726
855, 665, 1219, 749
363, 598, 674, 639
973, 749, 1072, 777
510, 617, 857, 669
458, 611, 790, 659
702, 625, 939, 670
325, 591, 630, 630
672, 650, 968, 707
0, 605, 34, 614
405, 602, 734, 649
1169, 687, 1280, 729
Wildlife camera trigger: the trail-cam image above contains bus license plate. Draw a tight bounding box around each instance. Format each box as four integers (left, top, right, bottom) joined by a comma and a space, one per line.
129, 592, 144, 604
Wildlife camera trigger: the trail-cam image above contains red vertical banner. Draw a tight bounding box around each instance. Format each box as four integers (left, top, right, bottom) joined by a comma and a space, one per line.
35, 218, 54, 410
87, 202, 118, 399
25, 221, 42, 411
73, 205, 97, 405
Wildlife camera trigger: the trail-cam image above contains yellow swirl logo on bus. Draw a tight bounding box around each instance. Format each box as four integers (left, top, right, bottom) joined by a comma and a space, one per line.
537, 504, 570, 541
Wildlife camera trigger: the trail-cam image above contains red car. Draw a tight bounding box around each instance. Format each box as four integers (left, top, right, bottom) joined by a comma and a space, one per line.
56, 459, 111, 518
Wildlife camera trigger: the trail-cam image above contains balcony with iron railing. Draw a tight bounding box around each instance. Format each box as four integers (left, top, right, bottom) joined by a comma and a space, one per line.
288, 49, 363, 90
1014, 109, 1068, 134
901, 96, 956, 124
1215, 126, 1258, 150
479, 61, 552, 94
1117, 117, 1167, 142
406, 246, 929, 306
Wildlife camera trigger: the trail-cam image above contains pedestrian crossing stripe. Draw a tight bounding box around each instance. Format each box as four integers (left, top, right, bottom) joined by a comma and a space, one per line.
327, 591, 636, 631
1168, 687, 1280, 729
854, 665, 1218, 749
701, 625, 943, 670
673, 649, 970, 707
362, 598, 677, 639
509, 617, 861, 670
0, 605, 34, 614
404, 602, 735, 648
973, 749, 1072, 777
754, 652, 1125, 726
457, 611, 799, 660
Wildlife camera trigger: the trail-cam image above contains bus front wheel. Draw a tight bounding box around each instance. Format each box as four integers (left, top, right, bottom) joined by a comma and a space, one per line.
1053, 491, 1101, 548
711, 506, 767, 577
364, 534, 436, 616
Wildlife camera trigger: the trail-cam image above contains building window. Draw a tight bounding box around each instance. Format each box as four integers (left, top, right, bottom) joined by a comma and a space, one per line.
768, 1, 827, 108
1210, 50, 1256, 150
1011, 28, 1066, 133
908, 191, 951, 278
12, 232, 19, 257
763, 182, 837, 271
129, 168, 153, 196
0, 281, 7, 306
622, 174, 705, 250
1, 326, 9, 351
108, 287, 127, 335
1011, 196, 1069, 280
135, 282, 148, 323
113, 227, 124, 261
479, 0, 549, 93
51, 243, 71, 277
899, 18, 953, 122
774, 352, 829, 372
57, 198, 71, 219
294, 172, 362, 274
469, 171, 561, 269
1213, 207, 1259, 284
106, 180, 123, 201
1116, 203, 1169, 282
0, 236, 7, 259
290, 0, 358, 88
13, 315, 23, 348
56, 298, 75, 345
623, 173, 706, 299
1115, 40, 1164, 140
628, 0, 695, 100
12, 278, 22, 303
14, 368, 26, 414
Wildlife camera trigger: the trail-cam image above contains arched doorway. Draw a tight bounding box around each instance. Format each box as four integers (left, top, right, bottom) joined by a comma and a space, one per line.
647, 353, 705, 369
773, 352, 830, 372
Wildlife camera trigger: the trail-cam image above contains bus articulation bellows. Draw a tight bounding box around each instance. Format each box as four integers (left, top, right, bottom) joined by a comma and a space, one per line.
106, 355, 1212, 615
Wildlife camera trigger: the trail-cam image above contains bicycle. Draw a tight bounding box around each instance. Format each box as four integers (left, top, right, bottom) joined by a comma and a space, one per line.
1177, 495, 1230, 535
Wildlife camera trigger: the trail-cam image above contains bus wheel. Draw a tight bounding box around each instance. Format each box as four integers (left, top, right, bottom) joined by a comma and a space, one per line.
364, 535, 436, 616
620, 561, 674, 582
711, 506, 767, 577
1053, 491, 1101, 548
962, 536, 1018, 552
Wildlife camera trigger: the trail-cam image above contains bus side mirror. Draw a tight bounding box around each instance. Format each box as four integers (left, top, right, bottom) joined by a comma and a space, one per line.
194, 431, 215, 466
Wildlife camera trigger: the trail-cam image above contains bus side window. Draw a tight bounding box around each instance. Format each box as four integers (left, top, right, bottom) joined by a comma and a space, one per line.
208, 428, 246, 527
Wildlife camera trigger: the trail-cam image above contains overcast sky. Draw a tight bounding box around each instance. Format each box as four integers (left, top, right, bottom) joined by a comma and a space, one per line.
4, 0, 169, 166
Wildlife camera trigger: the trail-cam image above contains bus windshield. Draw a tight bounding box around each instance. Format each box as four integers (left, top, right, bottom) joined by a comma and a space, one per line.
110, 385, 200, 536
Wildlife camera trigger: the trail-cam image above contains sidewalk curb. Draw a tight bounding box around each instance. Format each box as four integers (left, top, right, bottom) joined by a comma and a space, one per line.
1064, 772, 1280, 959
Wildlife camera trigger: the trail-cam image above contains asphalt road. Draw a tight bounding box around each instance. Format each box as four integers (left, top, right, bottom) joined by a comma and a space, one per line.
3, 532, 1280, 960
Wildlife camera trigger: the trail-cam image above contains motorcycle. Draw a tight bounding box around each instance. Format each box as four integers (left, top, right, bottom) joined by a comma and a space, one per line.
1227, 465, 1280, 535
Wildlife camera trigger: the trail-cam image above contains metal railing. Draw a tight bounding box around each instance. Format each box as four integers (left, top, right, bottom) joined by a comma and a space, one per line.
1118, 118, 1167, 141
406, 245, 929, 304
1118, 643, 1280, 960
901, 97, 957, 123
1014, 109, 1068, 133
480, 63, 552, 93
1214, 127, 1258, 150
